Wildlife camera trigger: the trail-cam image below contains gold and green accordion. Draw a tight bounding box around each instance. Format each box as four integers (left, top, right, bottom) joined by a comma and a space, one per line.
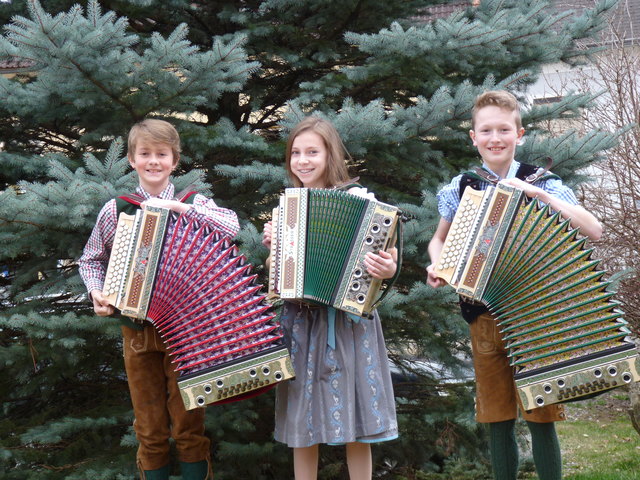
102, 206, 294, 410
434, 183, 640, 410
268, 188, 401, 316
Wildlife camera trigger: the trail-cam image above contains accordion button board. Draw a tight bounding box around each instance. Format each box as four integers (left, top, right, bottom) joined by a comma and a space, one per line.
102, 206, 294, 409
268, 188, 400, 316
436, 183, 640, 410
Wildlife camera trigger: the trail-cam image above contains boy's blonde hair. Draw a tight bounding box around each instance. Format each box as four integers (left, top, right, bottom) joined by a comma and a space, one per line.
285, 116, 351, 188
472, 90, 523, 130
128, 119, 181, 164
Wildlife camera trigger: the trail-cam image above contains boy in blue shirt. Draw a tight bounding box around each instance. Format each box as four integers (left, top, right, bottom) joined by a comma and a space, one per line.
426, 90, 602, 480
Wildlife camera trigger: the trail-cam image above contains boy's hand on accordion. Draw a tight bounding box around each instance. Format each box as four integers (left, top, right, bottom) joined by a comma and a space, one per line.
364, 249, 397, 280
499, 177, 543, 199
141, 198, 191, 214
426, 264, 447, 288
262, 221, 272, 249
499, 178, 603, 240
90, 289, 115, 317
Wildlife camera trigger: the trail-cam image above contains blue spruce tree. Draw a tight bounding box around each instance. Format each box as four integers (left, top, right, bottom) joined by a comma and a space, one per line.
0, 0, 620, 478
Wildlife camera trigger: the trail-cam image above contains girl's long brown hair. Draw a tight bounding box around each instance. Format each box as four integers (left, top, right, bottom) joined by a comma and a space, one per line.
285, 116, 351, 188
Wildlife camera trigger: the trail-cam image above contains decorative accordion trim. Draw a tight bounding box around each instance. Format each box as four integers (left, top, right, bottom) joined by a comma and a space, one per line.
435, 183, 640, 410
103, 206, 294, 409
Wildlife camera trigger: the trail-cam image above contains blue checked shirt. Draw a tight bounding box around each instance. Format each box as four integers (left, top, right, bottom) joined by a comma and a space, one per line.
437, 160, 579, 223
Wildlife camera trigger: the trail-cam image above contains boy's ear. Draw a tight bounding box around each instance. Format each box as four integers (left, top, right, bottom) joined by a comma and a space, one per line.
469, 129, 477, 146
127, 153, 135, 168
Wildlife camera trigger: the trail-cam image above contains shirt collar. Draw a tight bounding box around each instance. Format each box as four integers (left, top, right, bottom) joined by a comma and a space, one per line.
480, 160, 520, 180
135, 183, 175, 200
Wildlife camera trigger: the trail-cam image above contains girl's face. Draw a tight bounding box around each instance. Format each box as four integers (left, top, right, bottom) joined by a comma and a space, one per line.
290, 130, 328, 188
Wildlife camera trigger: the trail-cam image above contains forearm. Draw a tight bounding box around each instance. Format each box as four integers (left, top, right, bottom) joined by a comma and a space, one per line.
78, 262, 106, 294
428, 238, 444, 265
187, 195, 240, 237
536, 190, 602, 241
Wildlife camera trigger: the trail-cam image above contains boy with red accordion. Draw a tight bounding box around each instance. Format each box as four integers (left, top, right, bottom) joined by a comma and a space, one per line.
78, 119, 239, 480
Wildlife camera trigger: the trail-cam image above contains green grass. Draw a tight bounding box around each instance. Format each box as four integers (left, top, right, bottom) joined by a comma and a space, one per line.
555, 391, 640, 480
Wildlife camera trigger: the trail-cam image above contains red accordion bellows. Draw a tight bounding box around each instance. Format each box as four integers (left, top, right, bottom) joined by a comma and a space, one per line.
146, 214, 282, 376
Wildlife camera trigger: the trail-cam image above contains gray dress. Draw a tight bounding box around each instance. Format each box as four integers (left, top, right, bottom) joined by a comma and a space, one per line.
274, 301, 398, 448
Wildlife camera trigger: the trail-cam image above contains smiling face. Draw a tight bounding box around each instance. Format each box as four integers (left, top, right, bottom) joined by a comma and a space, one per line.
128, 141, 176, 195
470, 105, 524, 176
289, 130, 328, 189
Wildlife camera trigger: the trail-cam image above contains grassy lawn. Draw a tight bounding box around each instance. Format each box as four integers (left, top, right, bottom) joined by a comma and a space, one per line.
554, 390, 640, 480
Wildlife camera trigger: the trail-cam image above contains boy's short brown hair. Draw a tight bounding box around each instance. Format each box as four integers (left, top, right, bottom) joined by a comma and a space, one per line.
472, 90, 523, 130
128, 119, 181, 164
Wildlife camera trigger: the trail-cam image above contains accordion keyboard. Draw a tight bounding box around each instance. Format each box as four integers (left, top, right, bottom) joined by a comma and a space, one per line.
103, 215, 135, 302
435, 186, 486, 285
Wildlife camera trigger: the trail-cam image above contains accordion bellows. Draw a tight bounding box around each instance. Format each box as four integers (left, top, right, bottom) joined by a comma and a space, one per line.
268, 188, 400, 316
435, 183, 640, 410
103, 206, 294, 409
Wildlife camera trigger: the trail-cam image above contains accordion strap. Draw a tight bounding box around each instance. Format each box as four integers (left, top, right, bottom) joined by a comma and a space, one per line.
332, 177, 361, 191
523, 156, 553, 184
116, 185, 198, 208
367, 210, 405, 315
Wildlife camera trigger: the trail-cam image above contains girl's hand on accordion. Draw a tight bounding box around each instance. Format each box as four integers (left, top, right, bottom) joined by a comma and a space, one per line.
262, 221, 272, 249
364, 249, 397, 280
90, 289, 115, 317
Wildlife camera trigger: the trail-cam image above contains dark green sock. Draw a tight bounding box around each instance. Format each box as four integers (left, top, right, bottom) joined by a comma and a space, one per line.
180, 459, 211, 480
489, 419, 519, 480
527, 421, 562, 480
142, 465, 170, 480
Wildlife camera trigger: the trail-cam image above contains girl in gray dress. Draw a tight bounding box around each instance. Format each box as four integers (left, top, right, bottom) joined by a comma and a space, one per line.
262, 116, 398, 480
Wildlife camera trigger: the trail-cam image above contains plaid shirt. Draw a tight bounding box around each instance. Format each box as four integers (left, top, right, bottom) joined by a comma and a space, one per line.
78, 183, 240, 294
437, 160, 579, 222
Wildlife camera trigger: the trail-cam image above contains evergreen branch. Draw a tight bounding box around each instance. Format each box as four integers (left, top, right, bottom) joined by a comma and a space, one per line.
64, 57, 138, 119
0, 217, 47, 229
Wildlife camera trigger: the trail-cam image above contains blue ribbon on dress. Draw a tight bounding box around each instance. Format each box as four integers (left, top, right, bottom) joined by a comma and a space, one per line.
327, 307, 362, 349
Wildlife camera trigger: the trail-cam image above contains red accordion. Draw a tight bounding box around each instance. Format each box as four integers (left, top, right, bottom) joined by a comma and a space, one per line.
102, 205, 294, 409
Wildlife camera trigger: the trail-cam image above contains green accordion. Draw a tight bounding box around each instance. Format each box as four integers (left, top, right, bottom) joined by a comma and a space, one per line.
434, 183, 640, 410
268, 188, 401, 316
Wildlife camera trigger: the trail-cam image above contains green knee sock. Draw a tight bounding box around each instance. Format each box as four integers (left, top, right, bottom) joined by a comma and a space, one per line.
180, 459, 211, 480
489, 420, 519, 480
142, 465, 170, 480
527, 421, 562, 480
